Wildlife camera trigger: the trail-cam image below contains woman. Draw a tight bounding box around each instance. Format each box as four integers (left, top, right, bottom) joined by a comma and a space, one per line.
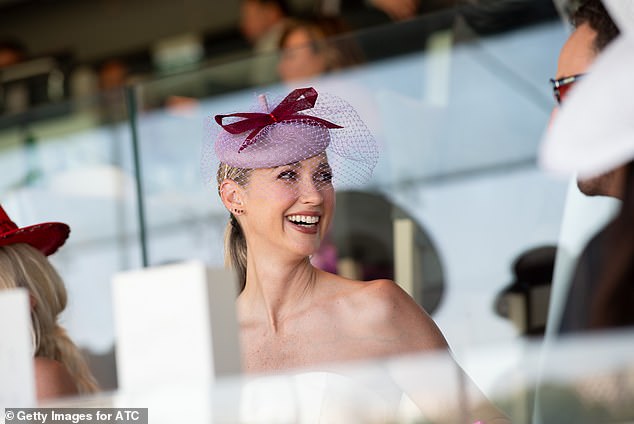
0, 205, 98, 400
205, 87, 511, 423
206, 87, 447, 374
205, 87, 509, 423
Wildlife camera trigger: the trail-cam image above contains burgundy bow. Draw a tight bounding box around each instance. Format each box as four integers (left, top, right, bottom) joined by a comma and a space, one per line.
215, 87, 343, 153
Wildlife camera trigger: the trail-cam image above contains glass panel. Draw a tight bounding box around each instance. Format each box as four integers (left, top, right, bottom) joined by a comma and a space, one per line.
132, 5, 569, 369
1, 0, 591, 404
0, 91, 142, 364
45, 331, 634, 424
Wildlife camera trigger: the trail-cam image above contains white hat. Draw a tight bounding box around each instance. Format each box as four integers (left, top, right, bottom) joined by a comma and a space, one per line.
539, 0, 634, 178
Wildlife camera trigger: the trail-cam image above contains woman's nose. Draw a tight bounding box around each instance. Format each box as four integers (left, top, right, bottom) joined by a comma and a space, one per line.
298, 178, 323, 205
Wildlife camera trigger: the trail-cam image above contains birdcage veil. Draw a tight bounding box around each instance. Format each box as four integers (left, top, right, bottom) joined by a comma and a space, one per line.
201, 87, 379, 195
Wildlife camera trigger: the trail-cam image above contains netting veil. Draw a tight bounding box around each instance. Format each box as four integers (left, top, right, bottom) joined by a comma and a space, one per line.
201, 87, 379, 193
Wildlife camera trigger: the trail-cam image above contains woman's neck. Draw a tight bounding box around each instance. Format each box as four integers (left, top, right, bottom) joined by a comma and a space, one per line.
238, 251, 318, 332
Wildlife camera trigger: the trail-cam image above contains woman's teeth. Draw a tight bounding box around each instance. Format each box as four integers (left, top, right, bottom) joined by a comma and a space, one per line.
287, 215, 320, 225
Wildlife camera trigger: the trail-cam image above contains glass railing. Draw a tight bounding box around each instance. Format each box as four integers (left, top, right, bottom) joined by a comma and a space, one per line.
0, 5, 586, 410
130, 9, 569, 356
42, 329, 634, 424
0, 91, 143, 366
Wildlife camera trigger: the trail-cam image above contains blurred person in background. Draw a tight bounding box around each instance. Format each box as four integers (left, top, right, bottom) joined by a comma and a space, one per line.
96, 58, 131, 123
0, 38, 26, 68
277, 16, 363, 82
240, 0, 292, 85
0, 205, 98, 400
0, 38, 29, 114
98, 59, 130, 93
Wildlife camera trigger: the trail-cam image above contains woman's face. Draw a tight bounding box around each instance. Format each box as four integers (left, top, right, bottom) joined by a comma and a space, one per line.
239, 154, 335, 259
278, 28, 328, 82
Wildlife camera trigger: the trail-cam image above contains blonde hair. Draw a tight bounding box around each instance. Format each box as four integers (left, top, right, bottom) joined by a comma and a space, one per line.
0, 243, 98, 394
217, 162, 253, 292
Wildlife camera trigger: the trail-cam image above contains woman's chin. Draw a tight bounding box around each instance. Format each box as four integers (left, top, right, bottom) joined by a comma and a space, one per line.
287, 243, 321, 260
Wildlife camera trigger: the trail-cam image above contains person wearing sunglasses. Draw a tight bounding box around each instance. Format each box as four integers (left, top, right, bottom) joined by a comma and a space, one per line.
550, 74, 585, 105
548, 0, 625, 335
550, 0, 623, 198
534, 3, 627, 421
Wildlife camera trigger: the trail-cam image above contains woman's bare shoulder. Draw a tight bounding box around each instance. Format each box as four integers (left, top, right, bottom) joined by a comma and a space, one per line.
321, 276, 415, 309
352, 278, 415, 306
34, 357, 78, 401
356, 278, 448, 350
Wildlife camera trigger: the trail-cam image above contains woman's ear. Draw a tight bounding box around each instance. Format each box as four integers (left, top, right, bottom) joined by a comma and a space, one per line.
219, 179, 245, 215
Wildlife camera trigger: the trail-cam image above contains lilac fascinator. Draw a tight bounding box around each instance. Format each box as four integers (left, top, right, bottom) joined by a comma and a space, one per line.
202, 87, 378, 190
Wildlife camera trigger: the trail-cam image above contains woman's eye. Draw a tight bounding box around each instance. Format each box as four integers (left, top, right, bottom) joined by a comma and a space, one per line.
277, 170, 297, 181
315, 171, 333, 183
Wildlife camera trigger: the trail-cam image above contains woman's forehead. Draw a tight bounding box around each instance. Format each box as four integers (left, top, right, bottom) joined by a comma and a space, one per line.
266, 154, 330, 172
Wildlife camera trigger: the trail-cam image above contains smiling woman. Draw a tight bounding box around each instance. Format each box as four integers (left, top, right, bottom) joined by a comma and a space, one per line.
202, 86, 452, 372
201, 86, 510, 422
209, 88, 376, 291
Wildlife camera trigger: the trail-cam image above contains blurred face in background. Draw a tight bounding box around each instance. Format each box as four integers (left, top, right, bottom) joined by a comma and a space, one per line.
0, 47, 23, 68
99, 60, 128, 91
278, 27, 328, 82
240, 0, 282, 43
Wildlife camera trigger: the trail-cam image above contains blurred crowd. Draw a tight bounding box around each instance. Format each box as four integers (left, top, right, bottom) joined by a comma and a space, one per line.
0, 0, 563, 117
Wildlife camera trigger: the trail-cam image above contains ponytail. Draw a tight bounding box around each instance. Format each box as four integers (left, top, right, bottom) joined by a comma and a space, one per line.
226, 214, 248, 292
217, 162, 253, 293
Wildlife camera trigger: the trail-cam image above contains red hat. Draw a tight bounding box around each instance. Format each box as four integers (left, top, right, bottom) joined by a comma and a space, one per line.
0, 205, 70, 256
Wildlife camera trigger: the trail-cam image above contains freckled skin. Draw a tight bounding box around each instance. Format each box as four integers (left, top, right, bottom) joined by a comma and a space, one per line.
239, 272, 447, 373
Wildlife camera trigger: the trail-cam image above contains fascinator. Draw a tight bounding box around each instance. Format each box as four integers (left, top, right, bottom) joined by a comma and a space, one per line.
539, 0, 634, 178
202, 87, 378, 191
0, 205, 70, 256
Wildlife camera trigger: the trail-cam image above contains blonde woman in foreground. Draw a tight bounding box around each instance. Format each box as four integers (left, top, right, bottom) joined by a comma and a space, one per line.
0, 205, 98, 400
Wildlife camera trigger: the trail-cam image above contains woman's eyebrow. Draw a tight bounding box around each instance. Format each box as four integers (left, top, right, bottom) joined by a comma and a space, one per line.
271, 162, 301, 170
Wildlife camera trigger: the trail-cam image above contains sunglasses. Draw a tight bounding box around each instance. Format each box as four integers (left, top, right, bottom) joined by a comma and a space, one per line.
550, 74, 585, 105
